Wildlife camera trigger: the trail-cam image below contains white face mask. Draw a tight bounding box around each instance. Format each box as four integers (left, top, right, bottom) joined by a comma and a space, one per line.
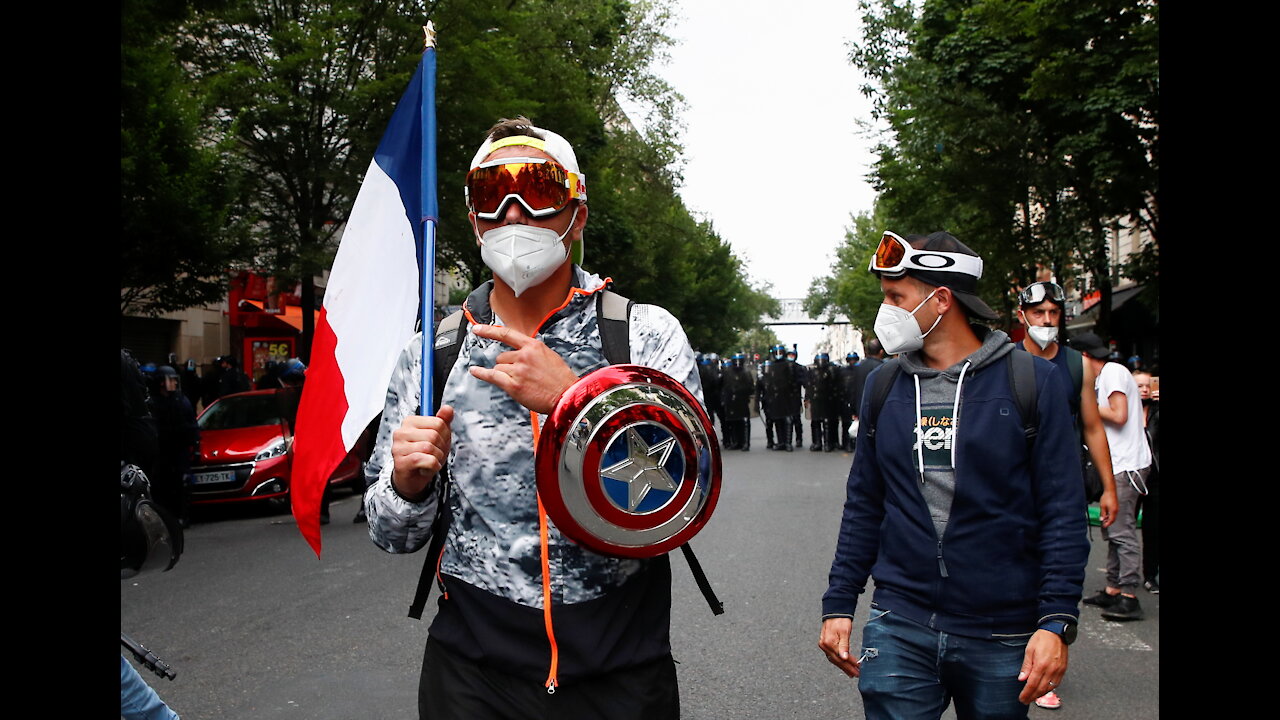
874, 288, 942, 355
476, 207, 576, 297
1026, 325, 1059, 350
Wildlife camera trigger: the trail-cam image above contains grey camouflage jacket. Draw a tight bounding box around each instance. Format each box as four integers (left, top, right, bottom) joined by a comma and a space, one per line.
366, 267, 703, 609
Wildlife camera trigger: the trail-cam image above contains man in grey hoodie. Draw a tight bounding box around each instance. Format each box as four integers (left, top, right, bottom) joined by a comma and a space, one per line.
819, 231, 1089, 720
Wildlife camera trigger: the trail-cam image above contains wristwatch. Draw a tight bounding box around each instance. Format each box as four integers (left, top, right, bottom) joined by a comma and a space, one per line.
1038, 619, 1078, 645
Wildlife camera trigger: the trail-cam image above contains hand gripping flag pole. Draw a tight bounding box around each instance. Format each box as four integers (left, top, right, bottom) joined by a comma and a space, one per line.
290, 24, 441, 556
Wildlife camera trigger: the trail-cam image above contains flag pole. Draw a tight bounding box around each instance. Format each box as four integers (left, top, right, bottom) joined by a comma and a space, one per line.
420, 21, 438, 416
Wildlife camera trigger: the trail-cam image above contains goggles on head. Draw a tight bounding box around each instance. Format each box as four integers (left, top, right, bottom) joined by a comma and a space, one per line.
868, 231, 984, 279
465, 156, 586, 221
1018, 281, 1066, 307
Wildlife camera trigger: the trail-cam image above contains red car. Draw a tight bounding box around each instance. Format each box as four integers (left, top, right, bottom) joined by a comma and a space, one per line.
189, 389, 363, 507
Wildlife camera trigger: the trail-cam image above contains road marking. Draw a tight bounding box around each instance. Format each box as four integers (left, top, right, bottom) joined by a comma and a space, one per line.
1081, 619, 1153, 651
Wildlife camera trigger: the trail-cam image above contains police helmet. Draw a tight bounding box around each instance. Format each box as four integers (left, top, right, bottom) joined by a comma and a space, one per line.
281, 357, 307, 384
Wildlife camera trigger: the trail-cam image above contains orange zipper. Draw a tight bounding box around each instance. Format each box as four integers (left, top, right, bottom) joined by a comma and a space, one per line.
531, 412, 559, 694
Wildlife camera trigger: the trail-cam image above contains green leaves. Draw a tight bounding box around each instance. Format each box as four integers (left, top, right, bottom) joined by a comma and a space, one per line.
839, 0, 1158, 335
122, 0, 772, 353
121, 0, 253, 316
805, 209, 891, 335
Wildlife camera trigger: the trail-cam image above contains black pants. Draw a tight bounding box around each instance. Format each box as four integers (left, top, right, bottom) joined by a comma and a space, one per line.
810, 416, 837, 450
420, 637, 679, 720
767, 416, 791, 448
838, 412, 855, 450
150, 462, 189, 524
737, 417, 751, 449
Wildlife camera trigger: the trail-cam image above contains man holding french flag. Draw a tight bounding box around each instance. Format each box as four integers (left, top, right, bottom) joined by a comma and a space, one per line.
293, 28, 705, 711
366, 115, 701, 718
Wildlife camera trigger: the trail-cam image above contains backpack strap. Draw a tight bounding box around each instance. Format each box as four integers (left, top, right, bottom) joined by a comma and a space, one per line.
1062, 345, 1083, 419
864, 358, 904, 444
1006, 349, 1039, 450
410, 293, 725, 618
865, 354, 1039, 452
679, 542, 724, 615
596, 289, 633, 365
430, 310, 467, 415
597, 287, 723, 616
408, 310, 466, 620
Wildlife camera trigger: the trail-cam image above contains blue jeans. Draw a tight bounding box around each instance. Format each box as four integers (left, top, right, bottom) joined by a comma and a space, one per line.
121, 654, 180, 720
858, 609, 1030, 720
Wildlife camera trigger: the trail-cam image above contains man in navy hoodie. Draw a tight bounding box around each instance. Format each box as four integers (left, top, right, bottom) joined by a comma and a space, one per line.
818, 231, 1089, 719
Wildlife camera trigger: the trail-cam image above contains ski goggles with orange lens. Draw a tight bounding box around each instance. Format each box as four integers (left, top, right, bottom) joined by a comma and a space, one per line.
868, 231, 984, 279
464, 157, 586, 220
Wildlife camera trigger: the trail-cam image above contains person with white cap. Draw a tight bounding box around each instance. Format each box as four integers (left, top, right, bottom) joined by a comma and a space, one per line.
818, 230, 1090, 719
364, 117, 700, 719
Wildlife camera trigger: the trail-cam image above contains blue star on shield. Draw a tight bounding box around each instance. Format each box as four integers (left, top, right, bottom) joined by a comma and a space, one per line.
599, 424, 685, 513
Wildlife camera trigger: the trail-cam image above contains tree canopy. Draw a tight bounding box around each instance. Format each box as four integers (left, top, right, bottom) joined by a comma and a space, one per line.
804, 208, 891, 334
121, 0, 251, 315
812, 0, 1158, 337
121, 0, 775, 356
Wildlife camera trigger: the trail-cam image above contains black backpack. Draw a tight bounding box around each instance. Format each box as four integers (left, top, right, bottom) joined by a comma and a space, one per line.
863, 350, 1040, 452
407, 289, 723, 619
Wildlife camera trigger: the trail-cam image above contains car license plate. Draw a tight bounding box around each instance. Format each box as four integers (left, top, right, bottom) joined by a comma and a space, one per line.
192, 470, 235, 485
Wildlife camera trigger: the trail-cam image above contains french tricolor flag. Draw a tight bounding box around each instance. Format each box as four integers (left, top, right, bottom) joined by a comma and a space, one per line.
291, 56, 431, 555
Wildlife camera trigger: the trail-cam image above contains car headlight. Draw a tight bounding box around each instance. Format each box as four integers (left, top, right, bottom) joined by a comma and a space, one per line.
255, 437, 290, 461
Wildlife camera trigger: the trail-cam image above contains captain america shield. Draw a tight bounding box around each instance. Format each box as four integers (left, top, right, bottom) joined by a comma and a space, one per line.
536, 364, 722, 558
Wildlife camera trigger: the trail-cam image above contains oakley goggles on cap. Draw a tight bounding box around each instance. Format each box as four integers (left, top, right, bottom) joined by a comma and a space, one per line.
465, 156, 586, 220
1018, 281, 1066, 306
868, 231, 984, 279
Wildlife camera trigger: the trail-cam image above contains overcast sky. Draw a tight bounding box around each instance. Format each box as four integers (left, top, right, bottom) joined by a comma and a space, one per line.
637, 0, 882, 356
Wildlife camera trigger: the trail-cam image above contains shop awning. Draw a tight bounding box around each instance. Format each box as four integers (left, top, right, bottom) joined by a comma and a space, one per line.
237, 299, 319, 332
1067, 284, 1145, 331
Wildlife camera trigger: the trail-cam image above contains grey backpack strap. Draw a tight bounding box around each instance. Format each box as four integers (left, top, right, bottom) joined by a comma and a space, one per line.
429, 310, 466, 415
408, 310, 465, 620
596, 287, 723, 615
596, 289, 633, 365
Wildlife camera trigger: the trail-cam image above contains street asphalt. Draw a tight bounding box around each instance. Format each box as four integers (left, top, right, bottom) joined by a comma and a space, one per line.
121, 418, 1158, 719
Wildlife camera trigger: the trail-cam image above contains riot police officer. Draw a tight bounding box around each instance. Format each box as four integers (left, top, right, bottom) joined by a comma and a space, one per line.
698, 353, 724, 442
807, 353, 840, 452
786, 348, 806, 448
720, 353, 754, 450
761, 344, 800, 451
838, 352, 860, 451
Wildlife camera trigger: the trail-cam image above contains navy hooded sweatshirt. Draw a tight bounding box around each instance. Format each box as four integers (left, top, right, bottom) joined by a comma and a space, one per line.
822, 328, 1089, 638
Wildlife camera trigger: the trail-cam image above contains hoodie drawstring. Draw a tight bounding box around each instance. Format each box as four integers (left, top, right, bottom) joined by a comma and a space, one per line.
914, 361, 972, 481
950, 361, 971, 469
913, 374, 925, 483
